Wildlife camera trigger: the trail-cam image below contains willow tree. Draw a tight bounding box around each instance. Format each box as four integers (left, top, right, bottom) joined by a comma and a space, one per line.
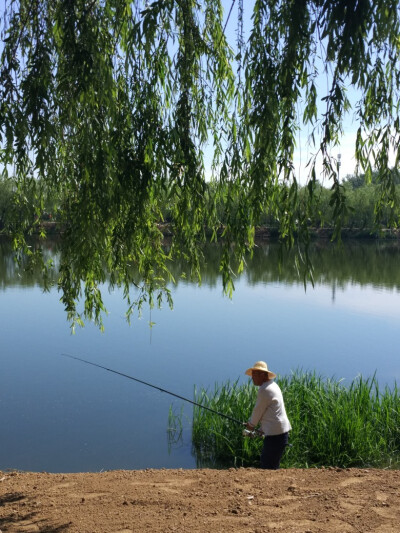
0, 0, 399, 328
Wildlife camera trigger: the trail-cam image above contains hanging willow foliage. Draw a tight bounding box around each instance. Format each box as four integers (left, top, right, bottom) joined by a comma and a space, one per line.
0, 0, 399, 328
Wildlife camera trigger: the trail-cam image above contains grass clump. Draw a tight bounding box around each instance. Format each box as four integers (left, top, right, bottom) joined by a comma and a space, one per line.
191, 380, 260, 468
189, 371, 400, 469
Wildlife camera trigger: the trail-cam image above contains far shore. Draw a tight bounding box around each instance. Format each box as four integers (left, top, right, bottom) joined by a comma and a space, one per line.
2, 221, 400, 241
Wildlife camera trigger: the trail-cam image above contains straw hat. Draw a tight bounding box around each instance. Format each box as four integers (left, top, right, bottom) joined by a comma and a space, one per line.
245, 361, 276, 379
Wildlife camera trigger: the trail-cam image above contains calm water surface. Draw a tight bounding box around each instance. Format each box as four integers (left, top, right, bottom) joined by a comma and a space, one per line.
1, 239, 400, 472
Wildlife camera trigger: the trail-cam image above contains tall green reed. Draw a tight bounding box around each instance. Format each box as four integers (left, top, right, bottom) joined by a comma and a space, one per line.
188, 371, 400, 469
191, 380, 260, 468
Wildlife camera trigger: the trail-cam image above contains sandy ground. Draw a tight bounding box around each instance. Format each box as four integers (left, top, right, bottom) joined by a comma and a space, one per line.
1, 467, 399, 533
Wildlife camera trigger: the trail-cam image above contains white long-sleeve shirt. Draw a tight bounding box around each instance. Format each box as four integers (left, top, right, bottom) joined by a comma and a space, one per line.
249, 380, 292, 436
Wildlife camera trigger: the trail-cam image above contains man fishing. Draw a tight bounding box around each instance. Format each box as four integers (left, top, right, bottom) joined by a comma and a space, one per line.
245, 361, 291, 470
62, 353, 291, 470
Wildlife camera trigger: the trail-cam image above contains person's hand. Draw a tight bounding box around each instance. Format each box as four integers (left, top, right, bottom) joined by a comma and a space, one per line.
246, 422, 255, 431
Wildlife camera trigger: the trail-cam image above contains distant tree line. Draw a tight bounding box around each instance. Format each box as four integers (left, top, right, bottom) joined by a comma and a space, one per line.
161, 168, 400, 234
1, 169, 399, 236
0, 176, 60, 233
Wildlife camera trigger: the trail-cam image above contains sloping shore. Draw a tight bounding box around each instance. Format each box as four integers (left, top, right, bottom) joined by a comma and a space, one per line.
1, 467, 399, 532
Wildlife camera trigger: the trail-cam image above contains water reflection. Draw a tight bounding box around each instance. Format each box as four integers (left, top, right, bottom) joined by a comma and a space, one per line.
2, 237, 400, 292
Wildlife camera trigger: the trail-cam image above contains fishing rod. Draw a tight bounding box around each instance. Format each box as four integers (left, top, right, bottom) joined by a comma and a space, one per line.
61, 353, 246, 427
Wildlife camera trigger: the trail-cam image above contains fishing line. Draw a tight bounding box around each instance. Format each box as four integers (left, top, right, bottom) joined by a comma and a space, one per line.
61, 353, 245, 426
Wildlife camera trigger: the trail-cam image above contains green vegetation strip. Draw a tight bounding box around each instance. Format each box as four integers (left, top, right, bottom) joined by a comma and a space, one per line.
187, 372, 400, 469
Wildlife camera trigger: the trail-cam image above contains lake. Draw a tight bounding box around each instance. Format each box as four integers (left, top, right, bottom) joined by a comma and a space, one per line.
1, 238, 400, 472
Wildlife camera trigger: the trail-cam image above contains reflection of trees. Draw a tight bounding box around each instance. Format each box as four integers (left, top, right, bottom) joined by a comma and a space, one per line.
245, 241, 400, 291
1, 238, 400, 292
0, 238, 60, 289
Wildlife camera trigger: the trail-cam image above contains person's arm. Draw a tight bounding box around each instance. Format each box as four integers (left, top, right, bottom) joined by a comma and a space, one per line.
248, 388, 272, 427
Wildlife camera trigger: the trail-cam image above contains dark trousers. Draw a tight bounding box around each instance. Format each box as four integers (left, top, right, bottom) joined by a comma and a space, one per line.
260, 432, 289, 470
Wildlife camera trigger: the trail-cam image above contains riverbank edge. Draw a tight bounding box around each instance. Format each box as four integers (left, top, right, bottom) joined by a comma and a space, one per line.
1, 467, 399, 533
2, 222, 400, 241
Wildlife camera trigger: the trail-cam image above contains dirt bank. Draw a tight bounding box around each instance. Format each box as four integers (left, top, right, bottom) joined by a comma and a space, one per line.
1, 468, 399, 532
